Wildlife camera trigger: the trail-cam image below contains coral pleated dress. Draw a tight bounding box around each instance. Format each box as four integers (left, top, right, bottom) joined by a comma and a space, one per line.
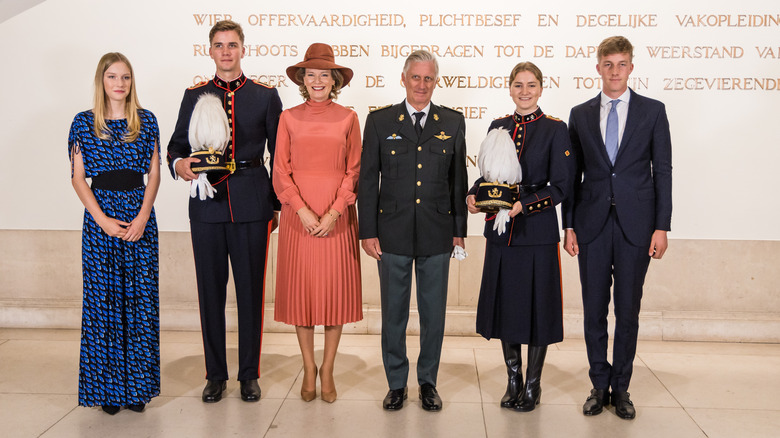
273, 99, 363, 326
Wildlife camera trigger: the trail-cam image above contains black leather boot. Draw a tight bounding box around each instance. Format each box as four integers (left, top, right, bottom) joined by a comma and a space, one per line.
500, 341, 523, 408
514, 345, 547, 412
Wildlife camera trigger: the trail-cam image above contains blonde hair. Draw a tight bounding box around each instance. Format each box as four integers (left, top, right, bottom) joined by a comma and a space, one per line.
509, 61, 543, 85
92, 52, 142, 143
597, 36, 634, 61
295, 68, 345, 101
209, 20, 245, 45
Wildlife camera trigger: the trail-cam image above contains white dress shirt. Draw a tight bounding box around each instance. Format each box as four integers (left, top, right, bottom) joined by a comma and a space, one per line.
405, 100, 432, 129
599, 88, 631, 148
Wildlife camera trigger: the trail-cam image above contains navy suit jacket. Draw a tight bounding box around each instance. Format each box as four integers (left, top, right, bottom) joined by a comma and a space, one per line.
563, 89, 672, 247
358, 101, 468, 256
167, 75, 282, 223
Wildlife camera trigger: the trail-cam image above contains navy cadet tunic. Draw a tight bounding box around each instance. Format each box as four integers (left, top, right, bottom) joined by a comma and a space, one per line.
469, 107, 575, 345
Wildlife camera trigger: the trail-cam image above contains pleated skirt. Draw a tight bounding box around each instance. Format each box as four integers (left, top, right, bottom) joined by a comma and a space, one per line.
475, 242, 563, 345
274, 201, 363, 326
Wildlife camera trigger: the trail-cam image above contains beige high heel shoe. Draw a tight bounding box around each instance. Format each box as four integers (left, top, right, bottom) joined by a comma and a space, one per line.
301, 366, 317, 402
320, 366, 337, 403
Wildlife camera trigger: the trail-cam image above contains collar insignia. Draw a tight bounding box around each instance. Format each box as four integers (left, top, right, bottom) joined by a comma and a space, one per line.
398, 114, 405, 122
433, 113, 439, 121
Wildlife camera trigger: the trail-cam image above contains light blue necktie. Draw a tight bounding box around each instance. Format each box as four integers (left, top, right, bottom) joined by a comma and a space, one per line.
605, 99, 619, 164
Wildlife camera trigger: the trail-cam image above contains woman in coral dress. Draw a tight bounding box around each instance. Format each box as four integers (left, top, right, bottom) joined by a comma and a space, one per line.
273, 43, 362, 403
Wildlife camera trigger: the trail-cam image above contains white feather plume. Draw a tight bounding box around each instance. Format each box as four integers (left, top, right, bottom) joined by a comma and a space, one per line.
477, 128, 522, 184
188, 93, 230, 153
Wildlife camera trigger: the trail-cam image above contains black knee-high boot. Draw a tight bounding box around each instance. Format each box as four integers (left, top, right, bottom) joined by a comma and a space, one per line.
500, 341, 523, 408
514, 345, 547, 412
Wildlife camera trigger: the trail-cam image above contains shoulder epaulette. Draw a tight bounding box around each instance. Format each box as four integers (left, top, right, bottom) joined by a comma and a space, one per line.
545, 115, 562, 122
187, 80, 209, 90
494, 113, 512, 120
370, 104, 393, 113
441, 105, 462, 114
252, 79, 273, 88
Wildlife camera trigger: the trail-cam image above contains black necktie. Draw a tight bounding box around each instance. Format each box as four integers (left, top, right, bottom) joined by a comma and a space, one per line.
413, 111, 425, 136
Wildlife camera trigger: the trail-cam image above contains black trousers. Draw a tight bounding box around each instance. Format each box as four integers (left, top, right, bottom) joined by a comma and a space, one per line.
190, 219, 271, 381
579, 209, 651, 392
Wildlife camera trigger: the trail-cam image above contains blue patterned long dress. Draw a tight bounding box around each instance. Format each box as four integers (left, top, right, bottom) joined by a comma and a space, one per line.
68, 109, 161, 407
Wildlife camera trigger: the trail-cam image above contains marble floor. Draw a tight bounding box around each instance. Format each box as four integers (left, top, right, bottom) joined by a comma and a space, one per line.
1, 329, 779, 438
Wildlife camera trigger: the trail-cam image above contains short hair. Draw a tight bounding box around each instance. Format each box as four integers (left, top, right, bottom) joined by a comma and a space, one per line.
209, 20, 245, 45
598, 36, 634, 61
295, 68, 345, 101
403, 50, 439, 78
92, 52, 142, 143
509, 61, 543, 86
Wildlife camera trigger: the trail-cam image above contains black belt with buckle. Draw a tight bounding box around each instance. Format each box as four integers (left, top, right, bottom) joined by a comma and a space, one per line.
517, 183, 545, 194
235, 158, 263, 170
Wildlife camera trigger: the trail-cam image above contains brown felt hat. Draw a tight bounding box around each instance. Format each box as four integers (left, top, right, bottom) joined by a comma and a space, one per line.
286, 43, 353, 87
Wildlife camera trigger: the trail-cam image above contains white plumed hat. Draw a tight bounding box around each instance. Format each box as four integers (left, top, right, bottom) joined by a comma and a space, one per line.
188, 93, 230, 153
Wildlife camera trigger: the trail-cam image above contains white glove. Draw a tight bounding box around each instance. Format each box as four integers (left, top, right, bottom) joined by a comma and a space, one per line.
190, 173, 217, 200
451, 245, 468, 261
493, 209, 512, 236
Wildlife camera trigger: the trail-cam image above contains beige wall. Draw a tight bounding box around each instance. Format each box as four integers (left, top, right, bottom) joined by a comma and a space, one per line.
2, 230, 778, 343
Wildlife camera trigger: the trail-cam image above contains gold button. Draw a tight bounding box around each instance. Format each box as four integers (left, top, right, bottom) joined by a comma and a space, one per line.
417, 181, 421, 186
416, 199, 421, 204
529, 206, 533, 211
544, 201, 549, 205
516, 149, 519, 153
519, 127, 523, 131
228, 92, 234, 97
391, 150, 396, 155
228, 101, 232, 105
517, 142, 521, 146
442, 149, 446, 153
418, 146, 422, 151
380, 209, 383, 213
228, 109, 232, 114
418, 164, 422, 169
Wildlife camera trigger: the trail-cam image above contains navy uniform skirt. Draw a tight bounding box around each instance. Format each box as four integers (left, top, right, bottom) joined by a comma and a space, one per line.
476, 242, 563, 345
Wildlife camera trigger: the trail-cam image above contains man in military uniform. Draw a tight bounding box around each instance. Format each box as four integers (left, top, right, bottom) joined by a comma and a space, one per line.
167, 20, 282, 403
358, 50, 468, 411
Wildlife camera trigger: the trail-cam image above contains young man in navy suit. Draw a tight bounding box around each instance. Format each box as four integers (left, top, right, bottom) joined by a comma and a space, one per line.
563, 36, 672, 420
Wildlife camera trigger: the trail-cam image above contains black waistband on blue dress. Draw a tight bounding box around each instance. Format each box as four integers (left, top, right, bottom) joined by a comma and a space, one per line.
91, 169, 145, 191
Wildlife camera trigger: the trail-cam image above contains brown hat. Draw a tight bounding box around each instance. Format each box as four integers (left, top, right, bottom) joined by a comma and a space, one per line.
286, 43, 353, 87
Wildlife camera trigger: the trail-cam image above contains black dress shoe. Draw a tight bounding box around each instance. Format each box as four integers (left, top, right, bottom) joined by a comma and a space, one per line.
101, 405, 120, 415
127, 403, 145, 412
611, 391, 636, 419
383, 387, 408, 410
240, 379, 261, 402
202, 380, 227, 403
419, 383, 442, 411
582, 388, 610, 416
